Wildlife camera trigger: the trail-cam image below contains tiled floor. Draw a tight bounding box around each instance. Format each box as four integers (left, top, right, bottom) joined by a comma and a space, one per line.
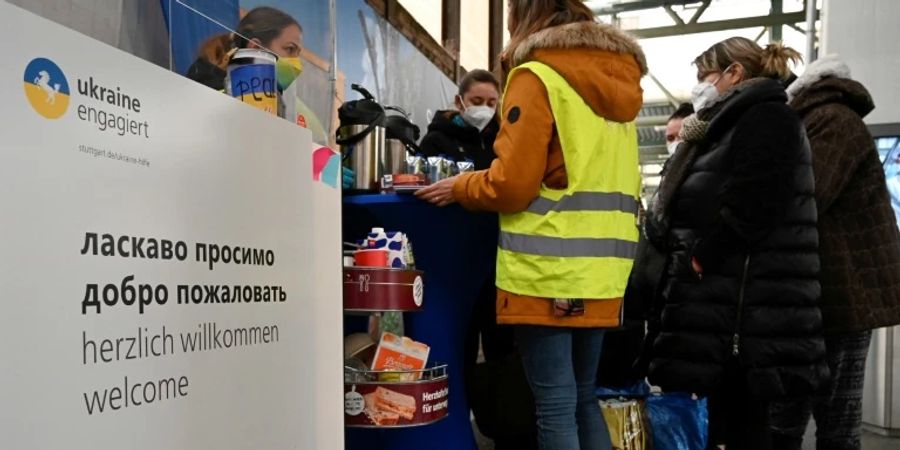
473, 419, 493, 450
860, 432, 900, 450
804, 431, 900, 450
803, 423, 900, 450
474, 420, 900, 449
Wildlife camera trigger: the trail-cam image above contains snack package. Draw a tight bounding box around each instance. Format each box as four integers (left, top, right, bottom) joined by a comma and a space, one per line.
403, 234, 415, 269
438, 156, 456, 179
384, 231, 406, 268
427, 156, 443, 183
382, 173, 427, 193
366, 227, 388, 248
380, 174, 394, 190
442, 157, 459, 177
457, 160, 475, 173
365, 227, 411, 269
371, 332, 430, 381
393, 173, 426, 186
407, 154, 429, 176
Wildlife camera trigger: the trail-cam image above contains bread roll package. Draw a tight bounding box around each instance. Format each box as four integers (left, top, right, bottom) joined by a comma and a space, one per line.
370, 332, 430, 381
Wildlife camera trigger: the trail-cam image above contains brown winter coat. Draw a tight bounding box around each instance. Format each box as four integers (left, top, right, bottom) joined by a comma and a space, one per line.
787, 56, 900, 333
451, 21, 646, 327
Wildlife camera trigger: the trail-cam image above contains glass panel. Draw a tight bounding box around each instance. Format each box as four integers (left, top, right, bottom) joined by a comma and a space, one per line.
337, 0, 458, 136
166, 0, 241, 75
878, 137, 898, 162
8, 0, 170, 68
240, 0, 336, 144
878, 137, 900, 227
167, 0, 336, 144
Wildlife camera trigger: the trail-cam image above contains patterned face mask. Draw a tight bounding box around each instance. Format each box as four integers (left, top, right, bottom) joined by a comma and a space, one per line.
276, 57, 303, 91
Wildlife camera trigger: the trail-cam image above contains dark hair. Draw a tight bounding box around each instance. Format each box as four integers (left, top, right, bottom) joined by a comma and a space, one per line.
693, 37, 802, 81
668, 102, 694, 122
459, 69, 500, 97
233, 7, 301, 49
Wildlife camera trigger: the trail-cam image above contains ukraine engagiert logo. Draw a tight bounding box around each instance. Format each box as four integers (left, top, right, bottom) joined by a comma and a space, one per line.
22, 56, 151, 139
23, 57, 70, 119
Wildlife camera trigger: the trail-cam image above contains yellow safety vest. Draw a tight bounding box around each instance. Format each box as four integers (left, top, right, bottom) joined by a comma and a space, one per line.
496, 62, 641, 300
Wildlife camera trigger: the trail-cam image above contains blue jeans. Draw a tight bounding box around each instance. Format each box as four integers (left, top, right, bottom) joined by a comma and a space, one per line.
516, 326, 612, 450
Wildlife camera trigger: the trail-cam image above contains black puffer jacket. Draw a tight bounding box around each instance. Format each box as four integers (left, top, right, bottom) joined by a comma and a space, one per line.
419, 110, 498, 170
647, 79, 829, 399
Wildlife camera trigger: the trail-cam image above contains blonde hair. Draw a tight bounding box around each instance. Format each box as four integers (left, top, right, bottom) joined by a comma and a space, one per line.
693, 37, 802, 81
503, 0, 594, 71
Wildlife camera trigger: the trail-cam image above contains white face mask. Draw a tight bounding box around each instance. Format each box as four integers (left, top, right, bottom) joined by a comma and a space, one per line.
667, 141, 681, 156
691, 82, 719, 112
459, 97, 495, 132
691, 64, 736, 112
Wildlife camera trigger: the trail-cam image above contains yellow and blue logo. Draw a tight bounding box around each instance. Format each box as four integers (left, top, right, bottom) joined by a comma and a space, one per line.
23, 58, 69, 119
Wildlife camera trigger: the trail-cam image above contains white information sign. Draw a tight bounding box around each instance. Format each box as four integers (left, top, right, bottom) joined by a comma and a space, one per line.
0, 3, 344, 449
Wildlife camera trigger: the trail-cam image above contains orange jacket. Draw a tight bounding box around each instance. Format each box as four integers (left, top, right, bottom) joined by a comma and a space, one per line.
451, 22, 647, 327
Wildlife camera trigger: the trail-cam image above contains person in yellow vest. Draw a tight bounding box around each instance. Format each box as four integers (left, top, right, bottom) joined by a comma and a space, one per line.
417, 1, 646, 448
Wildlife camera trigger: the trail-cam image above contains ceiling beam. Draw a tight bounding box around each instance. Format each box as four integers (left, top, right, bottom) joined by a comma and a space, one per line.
590, 0, 706, 16
688, 0, 711, 24
647, 72, 681, 109
636, 115, 671, 127
442, 0, 461, 81
769, 0, 783, 42
365, 0, 458, 81
628, 10, 818, 39
488, 0, 504, 73
805, 0, 818, 63
663, 5, 685, 26
788, 23, 805, 35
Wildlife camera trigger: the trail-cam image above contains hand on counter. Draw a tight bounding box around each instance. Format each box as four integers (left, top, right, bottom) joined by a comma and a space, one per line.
416, 176, 458, 207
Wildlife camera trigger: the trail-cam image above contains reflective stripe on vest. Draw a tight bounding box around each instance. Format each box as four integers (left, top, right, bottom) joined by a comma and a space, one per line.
499, 232, 638, 259
526, 191, 639, 215
496, 61, 641, 300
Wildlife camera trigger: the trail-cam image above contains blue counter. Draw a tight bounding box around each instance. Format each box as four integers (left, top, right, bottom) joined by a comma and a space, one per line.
343, 194, 498, 450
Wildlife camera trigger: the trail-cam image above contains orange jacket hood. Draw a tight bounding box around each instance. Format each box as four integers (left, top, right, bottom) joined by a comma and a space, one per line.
509, 21, 647, 123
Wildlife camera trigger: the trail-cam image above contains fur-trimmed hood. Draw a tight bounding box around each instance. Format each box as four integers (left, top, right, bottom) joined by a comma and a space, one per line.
509, 21, 647, 123
787, 54, 874, 118
511, 21, 648, 74
786, 55, 851, 100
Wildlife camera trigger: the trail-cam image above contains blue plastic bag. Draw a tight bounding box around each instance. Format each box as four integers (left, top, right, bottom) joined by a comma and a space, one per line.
645, 393, 708, 450
596, 381, 651, 399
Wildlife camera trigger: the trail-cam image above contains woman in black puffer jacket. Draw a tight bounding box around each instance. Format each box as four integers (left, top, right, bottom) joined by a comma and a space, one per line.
644, 38, 829, 450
